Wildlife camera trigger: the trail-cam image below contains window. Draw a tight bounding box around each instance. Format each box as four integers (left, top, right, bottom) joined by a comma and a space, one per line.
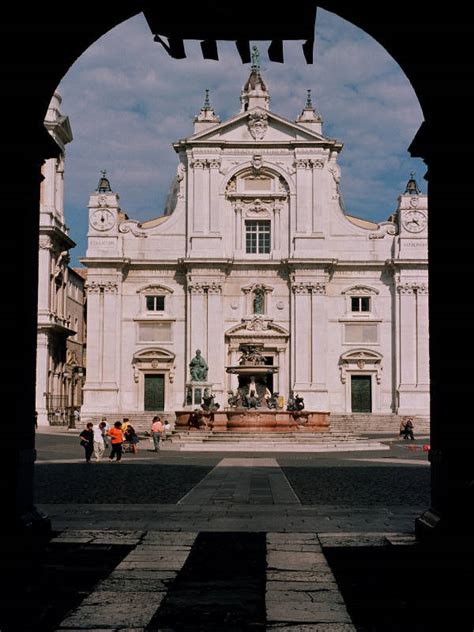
351, 296, 370, 312
245, 220, 271, 254
146, 295, 165, 311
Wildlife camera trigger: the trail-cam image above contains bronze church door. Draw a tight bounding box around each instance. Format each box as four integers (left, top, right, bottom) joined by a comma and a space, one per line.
351, 375, 372, 413
144, 374, 165, 411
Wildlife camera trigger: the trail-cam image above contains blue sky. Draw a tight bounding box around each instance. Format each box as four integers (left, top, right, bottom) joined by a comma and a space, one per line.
57, 9, 425, 267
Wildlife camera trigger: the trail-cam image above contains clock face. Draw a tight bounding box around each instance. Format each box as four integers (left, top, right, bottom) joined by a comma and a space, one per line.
402, 209, 427, 233
91, 209, 115, 231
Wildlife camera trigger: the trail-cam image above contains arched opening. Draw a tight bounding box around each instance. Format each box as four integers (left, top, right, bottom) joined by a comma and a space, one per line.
6, 2, 473, 557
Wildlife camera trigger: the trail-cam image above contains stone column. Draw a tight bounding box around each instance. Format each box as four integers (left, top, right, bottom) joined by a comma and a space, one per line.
209, 160, 220, 233
291, 283, 311, 389
37, 238, 51, 310
192, 160, 205, 233
310, 282, 329, 409
83, 283, 102, 384
397, 281, 418, 414
277, 346, 287, 400
102, 282, 119, 388
398, 282, 417, 386
35, 331, 50, 426
207, 282, 224, 393
295, 160, 311, 233
416, 284, 430, 389
273, 204, 281, 256
312, 162, 324, 234
235, 205, 243, 252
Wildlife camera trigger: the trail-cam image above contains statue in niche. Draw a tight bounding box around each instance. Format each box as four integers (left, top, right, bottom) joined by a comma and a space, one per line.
253, 289, 265, 314
189, 349, 208, 381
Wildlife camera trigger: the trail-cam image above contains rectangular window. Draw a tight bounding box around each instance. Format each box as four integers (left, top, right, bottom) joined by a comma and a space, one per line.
245, 220, 271, 254
146, 295, 165, 311
345, 323, 378, 343
138, 322, 171, 342
351, 296, 370, 312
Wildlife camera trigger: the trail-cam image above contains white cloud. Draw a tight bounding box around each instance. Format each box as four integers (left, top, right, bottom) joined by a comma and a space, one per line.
58, 9, 425, 265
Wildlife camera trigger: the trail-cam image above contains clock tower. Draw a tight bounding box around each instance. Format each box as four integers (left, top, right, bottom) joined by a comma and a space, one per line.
397, 173, 428, 259
87, 170, 121, 257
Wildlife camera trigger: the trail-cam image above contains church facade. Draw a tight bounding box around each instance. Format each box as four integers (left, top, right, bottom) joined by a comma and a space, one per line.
81, 64, 429, 420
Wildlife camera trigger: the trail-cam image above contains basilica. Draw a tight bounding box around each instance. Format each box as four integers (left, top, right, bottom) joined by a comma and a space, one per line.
81, 60, 429, 420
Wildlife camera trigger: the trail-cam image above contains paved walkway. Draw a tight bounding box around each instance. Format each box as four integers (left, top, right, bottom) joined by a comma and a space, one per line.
41, 456, 424, 630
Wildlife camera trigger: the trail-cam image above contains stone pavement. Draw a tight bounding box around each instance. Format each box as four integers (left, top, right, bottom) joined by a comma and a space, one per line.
31, 456, 431, 630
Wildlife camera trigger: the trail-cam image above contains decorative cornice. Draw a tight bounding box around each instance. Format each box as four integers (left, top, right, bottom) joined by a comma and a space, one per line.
291, 281, 326, 295
188, 281, 223, 294
295, 158, 324, 169
85, 280, 118, 294
119, 220, 148, 238
397, 282, 428, 295
190, 158, 222, 169
39, 236, 52, 250
368, 221, 398, 240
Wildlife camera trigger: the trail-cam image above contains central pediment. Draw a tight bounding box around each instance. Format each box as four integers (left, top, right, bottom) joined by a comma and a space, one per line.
225, 316, 289, 338
182, 108, 337, 146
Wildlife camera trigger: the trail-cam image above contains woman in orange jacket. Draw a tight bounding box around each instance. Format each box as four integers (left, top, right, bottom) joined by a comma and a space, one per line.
108, 421, 124, 462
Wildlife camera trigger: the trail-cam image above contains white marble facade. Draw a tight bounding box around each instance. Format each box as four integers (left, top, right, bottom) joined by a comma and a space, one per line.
81, 66, 429, 418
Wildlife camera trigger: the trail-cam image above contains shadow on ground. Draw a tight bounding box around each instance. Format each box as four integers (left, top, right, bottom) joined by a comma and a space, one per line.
324, 542, 474, 632
0, 537, 132, 632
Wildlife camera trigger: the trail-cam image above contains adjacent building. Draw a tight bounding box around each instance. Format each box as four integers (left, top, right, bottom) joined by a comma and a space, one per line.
81, 63, 429, 420
36, 93, 86, 426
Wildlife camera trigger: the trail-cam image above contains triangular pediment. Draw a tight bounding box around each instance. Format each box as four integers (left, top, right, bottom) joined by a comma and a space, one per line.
225, 316, 289, 338
185, 108, 335, 145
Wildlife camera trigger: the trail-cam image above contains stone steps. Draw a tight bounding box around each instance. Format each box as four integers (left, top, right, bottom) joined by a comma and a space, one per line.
330, 414, 430, 434
79, 411, 430, 438
164, 429, 390, 452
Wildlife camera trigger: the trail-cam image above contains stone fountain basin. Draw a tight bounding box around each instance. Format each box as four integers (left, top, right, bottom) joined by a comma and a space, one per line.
226, 366, 278, 375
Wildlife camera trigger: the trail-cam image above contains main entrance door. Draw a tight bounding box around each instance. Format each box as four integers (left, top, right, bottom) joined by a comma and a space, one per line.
351, 375, 372, 413
144, 374, 165, 411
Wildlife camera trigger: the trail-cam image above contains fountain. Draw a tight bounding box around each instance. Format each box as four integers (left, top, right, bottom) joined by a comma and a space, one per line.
175, 343, 330, 433
226, 344, 279, 409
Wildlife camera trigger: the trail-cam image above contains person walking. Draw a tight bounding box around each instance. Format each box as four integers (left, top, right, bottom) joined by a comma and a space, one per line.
79, 422, 94, 463
93, 420, 107, 461
399, 418, 407, 437
151, 416, 164, 452
404, 417, 415, 440
108, 421, 124, 462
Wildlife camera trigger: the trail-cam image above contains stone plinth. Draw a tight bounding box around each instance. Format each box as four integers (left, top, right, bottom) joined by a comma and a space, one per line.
174, 409, 330, 432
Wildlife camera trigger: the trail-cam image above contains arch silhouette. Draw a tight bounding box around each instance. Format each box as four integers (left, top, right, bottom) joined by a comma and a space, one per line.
4, 2, 472, 540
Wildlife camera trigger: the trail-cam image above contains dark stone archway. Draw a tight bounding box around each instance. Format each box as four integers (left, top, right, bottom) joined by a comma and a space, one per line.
2, 2, 473, 539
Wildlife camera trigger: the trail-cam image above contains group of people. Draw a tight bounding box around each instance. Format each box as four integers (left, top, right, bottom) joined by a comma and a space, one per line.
79, 415, 168, 462
79, 417, 141, 463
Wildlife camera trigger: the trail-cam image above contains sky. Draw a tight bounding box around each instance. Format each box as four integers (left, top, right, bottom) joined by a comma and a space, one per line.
57, 9, 425, 267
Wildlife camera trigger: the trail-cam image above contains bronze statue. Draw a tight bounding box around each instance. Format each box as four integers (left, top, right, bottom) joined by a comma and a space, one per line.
189, 349, 208, 381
